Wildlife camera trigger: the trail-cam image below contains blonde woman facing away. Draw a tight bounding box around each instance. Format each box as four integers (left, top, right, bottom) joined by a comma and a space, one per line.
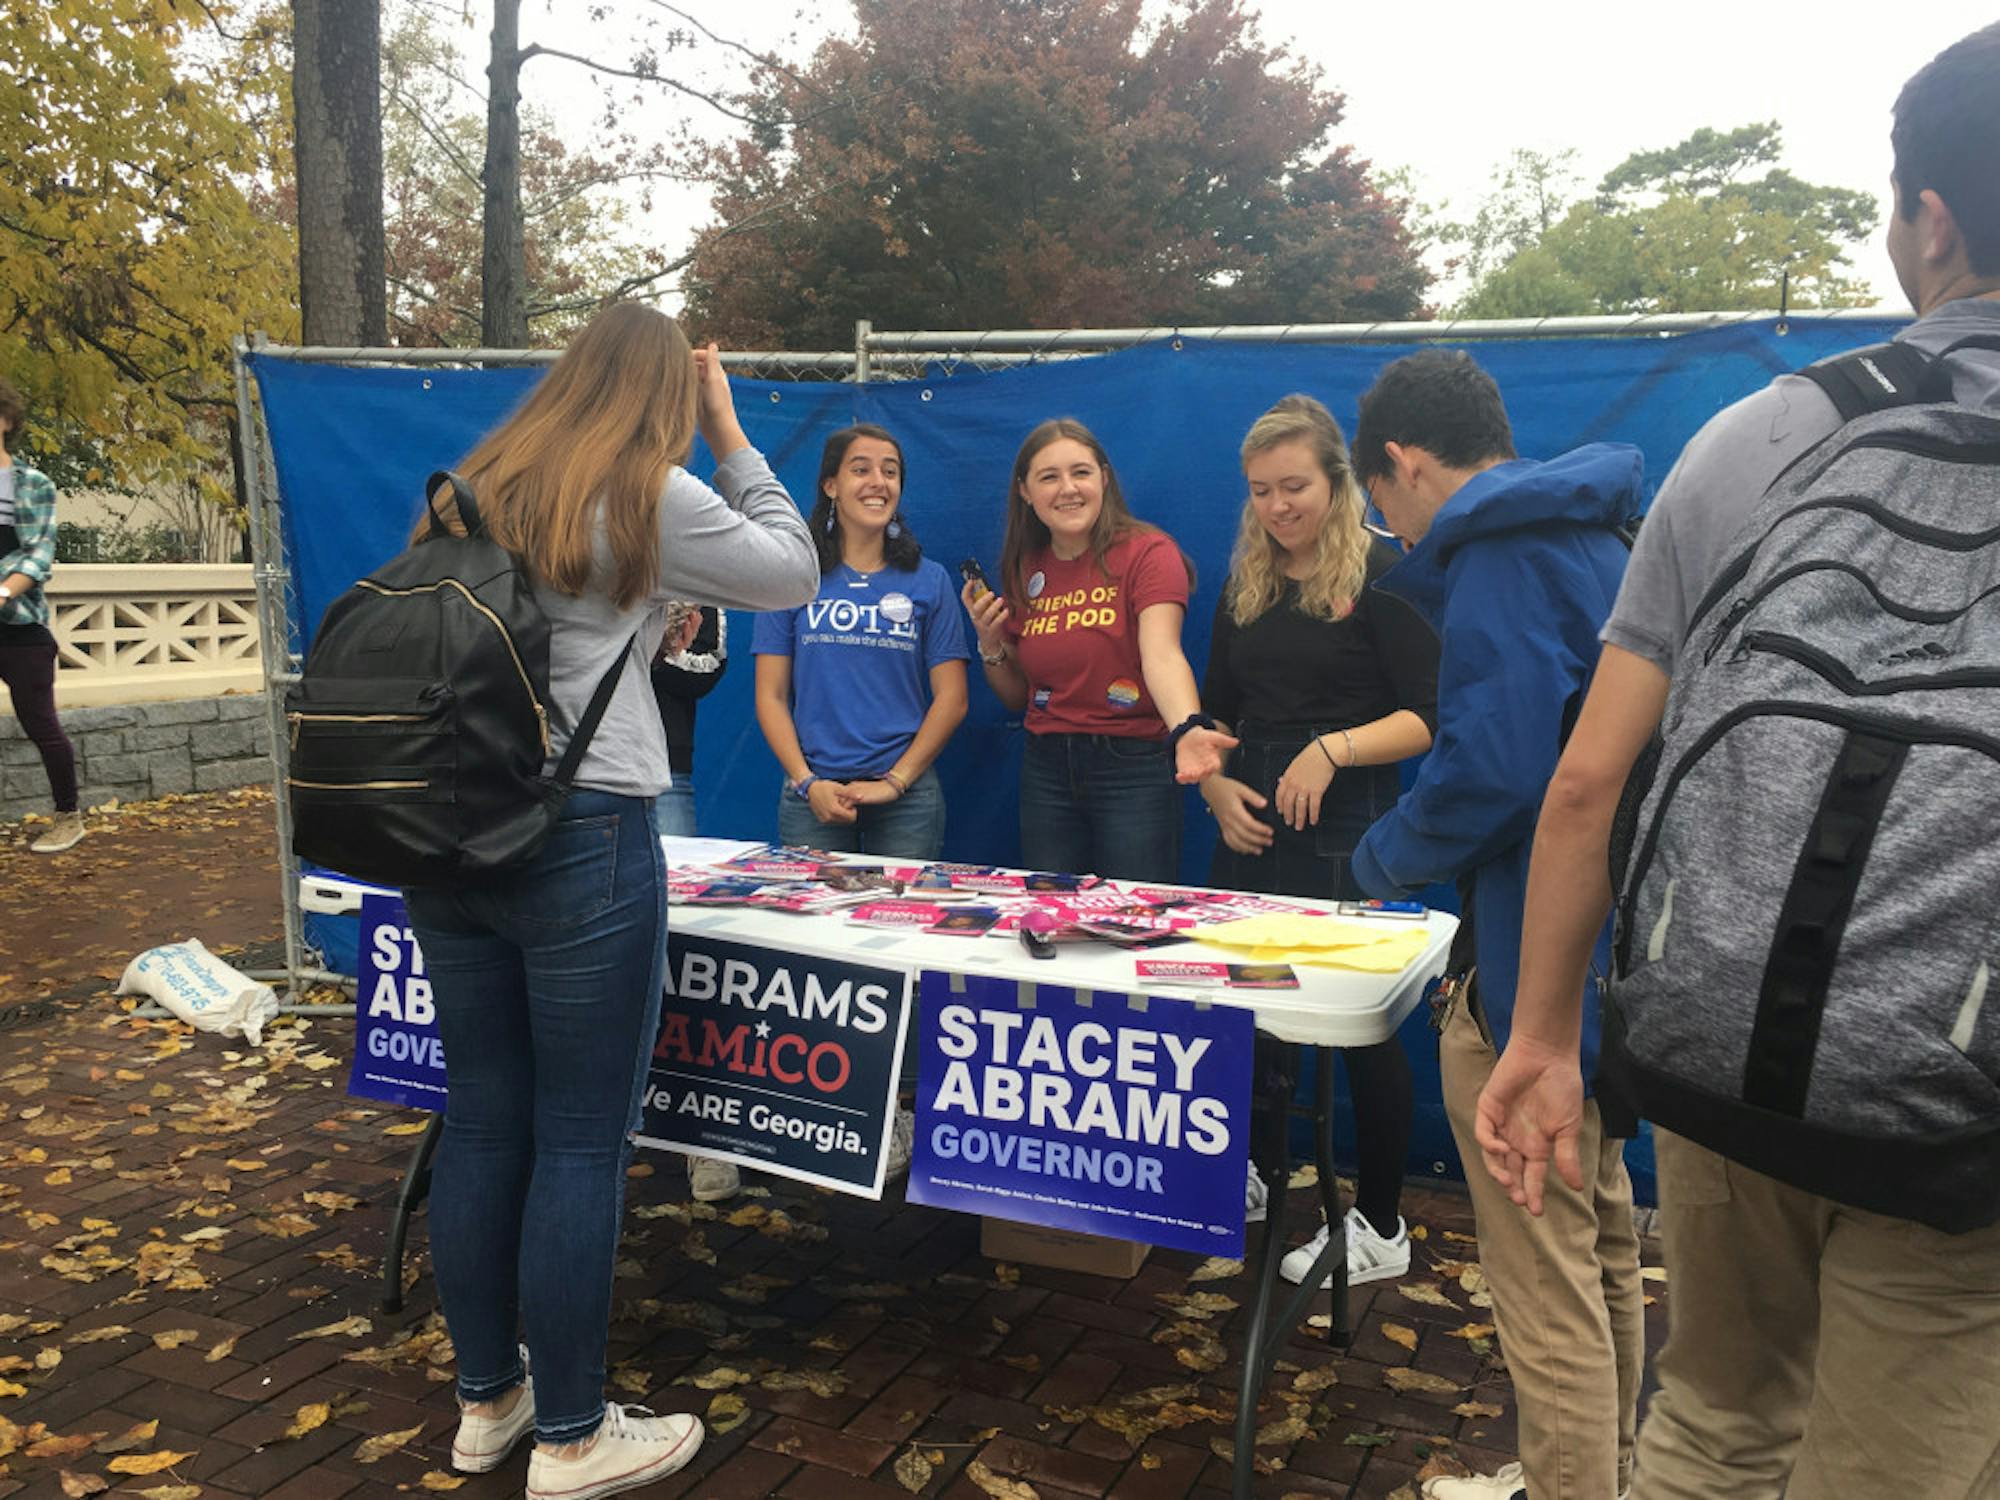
401, 305, 818, 1500
1201, 394, 1438, 1284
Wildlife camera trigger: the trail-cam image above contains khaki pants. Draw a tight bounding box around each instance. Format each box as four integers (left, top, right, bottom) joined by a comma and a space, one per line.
1632, 1129, 2000, 1500
1442, 1002, 1644, 1499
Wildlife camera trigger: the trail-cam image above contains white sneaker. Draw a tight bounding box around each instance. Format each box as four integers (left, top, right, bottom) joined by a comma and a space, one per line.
1422, 1461, 1525, 1500
688, 1154, 739, 1202
1279, 1208, 1412, 1289
452, 1350, 534, 1473
527, 1404, 704, 1500
1244, 1164, 1269, 1224
30, 811, 84, 854
884, 1107, 915, 1178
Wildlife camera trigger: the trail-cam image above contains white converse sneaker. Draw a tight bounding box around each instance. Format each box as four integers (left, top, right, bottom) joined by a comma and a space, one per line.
452, 1351, 534, 1473
1422, 1461, 1526, 1499
527, 1403, 704, 1500
688, 1154, 739, 1202
1244, 1164, 1269, 1224
1279, 1208, 1412, 1289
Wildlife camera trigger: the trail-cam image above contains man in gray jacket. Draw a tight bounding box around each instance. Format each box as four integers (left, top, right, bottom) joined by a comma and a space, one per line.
1474, 22, 2000, 1500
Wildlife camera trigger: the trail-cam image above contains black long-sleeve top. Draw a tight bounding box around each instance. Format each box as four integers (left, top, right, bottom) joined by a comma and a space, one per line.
650, 608, 728, 776
1201, 542, 1439, 737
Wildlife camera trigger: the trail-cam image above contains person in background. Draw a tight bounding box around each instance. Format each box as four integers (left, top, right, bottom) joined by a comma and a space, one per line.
754, 423, 969, 858
962, 417, 1234, 881
1200, 394, 1437, 1279
651, 602, 725, 840
402, 304, 818, 1500
650, 602, 741, 1205
0, 379, 83, 855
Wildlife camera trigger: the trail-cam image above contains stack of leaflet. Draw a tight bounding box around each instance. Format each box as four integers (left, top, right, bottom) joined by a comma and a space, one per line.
1186, 913, 1433, 973
663, 847, 1332, 948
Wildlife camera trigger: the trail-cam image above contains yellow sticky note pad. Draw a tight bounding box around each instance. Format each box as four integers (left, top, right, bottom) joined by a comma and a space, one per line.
1190, 915, 1408, 951
1189, 915, 1429, 973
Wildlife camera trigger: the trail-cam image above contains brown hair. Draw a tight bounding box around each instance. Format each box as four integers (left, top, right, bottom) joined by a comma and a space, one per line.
0, 380, 24, 451
997, 417, 1192, 612
416, 303, 698, 608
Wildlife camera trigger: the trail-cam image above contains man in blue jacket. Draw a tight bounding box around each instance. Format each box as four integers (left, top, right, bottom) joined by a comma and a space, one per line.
1348, 349, 1643, 1500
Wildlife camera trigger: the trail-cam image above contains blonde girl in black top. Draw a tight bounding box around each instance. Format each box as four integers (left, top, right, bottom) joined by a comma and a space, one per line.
1200, 394, 1439, 1288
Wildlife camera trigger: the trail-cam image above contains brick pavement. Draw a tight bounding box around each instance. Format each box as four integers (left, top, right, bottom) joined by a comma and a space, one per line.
0, 791, 1670, 1499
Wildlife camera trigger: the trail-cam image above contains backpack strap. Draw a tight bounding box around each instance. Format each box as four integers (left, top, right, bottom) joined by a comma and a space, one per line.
423, 470, 482, 539
1796, 341, 1948, 422
547, 632, 642, 792
1932, 333, 2000, 363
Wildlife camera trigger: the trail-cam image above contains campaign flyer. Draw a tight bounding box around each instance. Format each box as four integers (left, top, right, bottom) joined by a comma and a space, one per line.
928, 907, 1002, 937
636, 932, 913, 1197
847, 899, 952, 928
673, 877, 772, 907
909, 973, 1255, 1254
720, 845, 838, 879
1135, 959, 1301, 990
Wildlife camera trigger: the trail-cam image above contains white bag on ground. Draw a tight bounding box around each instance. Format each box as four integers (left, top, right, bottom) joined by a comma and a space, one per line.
116, 939, 279, 1045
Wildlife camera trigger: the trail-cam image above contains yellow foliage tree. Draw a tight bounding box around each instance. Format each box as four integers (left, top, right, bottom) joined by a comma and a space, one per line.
0, 0, 299, 495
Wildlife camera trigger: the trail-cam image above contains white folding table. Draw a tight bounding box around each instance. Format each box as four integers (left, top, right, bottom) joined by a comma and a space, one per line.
306, 846, 1456, 1500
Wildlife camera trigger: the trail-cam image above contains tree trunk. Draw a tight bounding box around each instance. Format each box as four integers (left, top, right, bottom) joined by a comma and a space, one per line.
293, 0, 386, 347
481, 0, 527, 349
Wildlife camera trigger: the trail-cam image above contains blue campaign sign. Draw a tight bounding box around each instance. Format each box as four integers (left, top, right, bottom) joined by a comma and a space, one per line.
634, 932, 913, 1198
347, 893, 448, 1112
909, 972, 1255, 1255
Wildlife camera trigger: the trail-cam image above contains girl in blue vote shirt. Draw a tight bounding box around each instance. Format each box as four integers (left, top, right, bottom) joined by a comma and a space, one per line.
754, 424, 970, 857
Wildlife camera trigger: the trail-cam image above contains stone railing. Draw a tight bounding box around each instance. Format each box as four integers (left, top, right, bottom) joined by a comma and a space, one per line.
42, 564, 264, 709
0, 694, 272, 822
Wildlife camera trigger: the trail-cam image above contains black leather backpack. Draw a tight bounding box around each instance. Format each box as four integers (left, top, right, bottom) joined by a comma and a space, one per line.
286, 471, 631, 887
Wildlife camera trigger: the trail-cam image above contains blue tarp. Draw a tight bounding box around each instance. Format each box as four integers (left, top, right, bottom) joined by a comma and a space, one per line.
252, 315, 1907, 1199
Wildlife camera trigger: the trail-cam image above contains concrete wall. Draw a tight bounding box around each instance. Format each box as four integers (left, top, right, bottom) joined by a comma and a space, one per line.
1, 693, 271, 821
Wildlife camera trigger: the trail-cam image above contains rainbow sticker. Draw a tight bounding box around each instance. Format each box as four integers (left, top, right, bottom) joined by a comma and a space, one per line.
1106, 678, 1142, 709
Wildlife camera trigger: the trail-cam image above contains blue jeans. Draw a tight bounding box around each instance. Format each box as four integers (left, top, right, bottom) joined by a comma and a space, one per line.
657, 776, 697, 837
1019, 732, 1181, 882
402, 790, 666, 1445
775, 767, 946, 858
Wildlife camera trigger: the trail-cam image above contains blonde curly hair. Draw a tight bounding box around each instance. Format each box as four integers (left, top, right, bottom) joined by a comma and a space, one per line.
1225, 394, 1371, 627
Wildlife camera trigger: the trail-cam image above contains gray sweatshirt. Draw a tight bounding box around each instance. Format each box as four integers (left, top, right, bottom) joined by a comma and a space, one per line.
537, 445, 817, 796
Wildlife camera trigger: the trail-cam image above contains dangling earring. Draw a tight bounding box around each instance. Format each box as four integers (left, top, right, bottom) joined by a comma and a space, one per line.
887, 519, 903, 540
824, 513, 837, 534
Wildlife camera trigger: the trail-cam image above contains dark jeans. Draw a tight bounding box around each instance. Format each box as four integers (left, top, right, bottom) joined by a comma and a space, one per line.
402, 790, 666, 1445
1209, 726, 1413, 1231
776, 766, 946, 859
657, 776, 697, 837
0, 624, 76, 812
1019, 731, 1182, 882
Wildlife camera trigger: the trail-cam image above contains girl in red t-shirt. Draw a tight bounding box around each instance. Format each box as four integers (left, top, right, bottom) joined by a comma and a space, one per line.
960, 418, 1234, 880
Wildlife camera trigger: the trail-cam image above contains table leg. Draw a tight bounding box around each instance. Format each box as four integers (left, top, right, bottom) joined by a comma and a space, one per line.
1313, 1046, 1352, 1345
1231, 1046, 1355, 1498
1231, 1110, 1293, 1500
380, 1113, 443, 1313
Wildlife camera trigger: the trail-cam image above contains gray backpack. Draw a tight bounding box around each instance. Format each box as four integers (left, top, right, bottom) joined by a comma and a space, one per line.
1603, 338, 2000, 1232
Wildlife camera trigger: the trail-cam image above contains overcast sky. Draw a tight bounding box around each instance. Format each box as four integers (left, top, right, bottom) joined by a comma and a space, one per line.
501, 0, 2000, 321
